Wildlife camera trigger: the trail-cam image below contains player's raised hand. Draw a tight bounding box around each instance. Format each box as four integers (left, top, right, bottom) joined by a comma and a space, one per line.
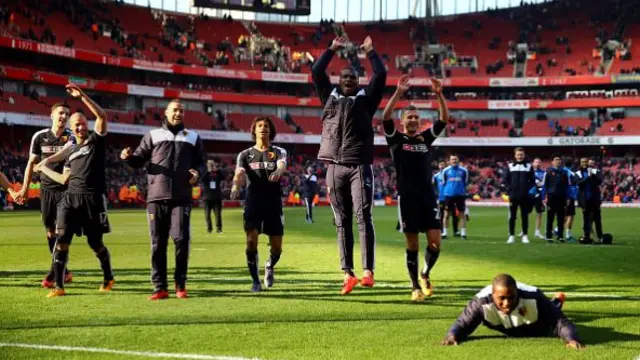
361, 36, 373, 53
430, 77, 443, 95
440, 334, 458, 346
565, 340, 585, 350
188, 169, 200, 185
65, 83, 85, 98
396, 74, 411, 95
330, 36, 348, 51
120, 147, 132, 160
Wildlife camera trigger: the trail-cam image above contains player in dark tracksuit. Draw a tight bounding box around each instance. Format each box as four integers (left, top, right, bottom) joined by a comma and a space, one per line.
441, 274, 584, 350
17, 102, 76, 287
312, 35, 387, 294
301, 167, 318, 224
576, 158, 604, 243
543, 154, 570, 243
383, 75, 448, 302
36, 84, 114, 297
121, 99, 206, 300
231, 116, 287, 292
202, 159, 225, 234
504, 147, 536, 244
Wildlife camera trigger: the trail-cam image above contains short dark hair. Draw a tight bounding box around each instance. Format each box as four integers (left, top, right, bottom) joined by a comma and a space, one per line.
514, 147, 525, 153
492, 274, 517, 289
449, 153, 459, 159
50, 102, 69, 113
168, 98, 183, 106
340, 67, 357, 75
401, 105, 418, 117
533, 157, 542, 162
552, 153, 562, 160
250, 116, 277, 142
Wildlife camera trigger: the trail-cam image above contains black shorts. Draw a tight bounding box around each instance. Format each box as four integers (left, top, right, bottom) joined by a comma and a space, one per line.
56, 193, 111, 240
40, 189, 65, 228
566, 200, 576, 216
244, 198, 284, 236
534, 197, 545, 214
446, 195, 467, 214
438, 200, 446, 218
398, 194, 441, 233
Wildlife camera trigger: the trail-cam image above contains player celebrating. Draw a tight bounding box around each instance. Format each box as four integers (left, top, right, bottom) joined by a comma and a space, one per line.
441, 274, 583, 350
15, 102, 75, 288
532, 157, 546, 239
301, 166, 318, 224
35, 84, 114, 297
432, 160, 447, 236
382, 75, 448, 302
442, 154, 469, 239
231, 116, 287, 292
504, 147, 535, 244
202, 158, 225, 234
121, 99, 206, 300
312, 35, 386, 294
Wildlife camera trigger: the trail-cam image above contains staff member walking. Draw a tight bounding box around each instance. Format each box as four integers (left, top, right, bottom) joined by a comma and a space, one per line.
202, 158, 225, 234
121, 99, 206, 300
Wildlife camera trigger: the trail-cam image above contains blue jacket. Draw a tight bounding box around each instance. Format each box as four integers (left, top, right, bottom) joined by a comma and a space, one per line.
432, 171, 446, 201
564, 167, 578, 200
443, 165, 468, 197
534, 168, 546, 199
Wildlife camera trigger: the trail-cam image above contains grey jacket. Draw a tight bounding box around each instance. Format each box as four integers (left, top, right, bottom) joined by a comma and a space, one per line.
126, 125, 206, 204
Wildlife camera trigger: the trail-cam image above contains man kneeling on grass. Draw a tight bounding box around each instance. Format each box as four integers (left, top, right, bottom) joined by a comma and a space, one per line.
441, 274, 584, 350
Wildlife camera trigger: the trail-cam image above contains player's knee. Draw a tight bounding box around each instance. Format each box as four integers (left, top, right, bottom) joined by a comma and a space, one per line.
46, 230, 56, 239
55, 243, 69, 251
405, 238, 419, 251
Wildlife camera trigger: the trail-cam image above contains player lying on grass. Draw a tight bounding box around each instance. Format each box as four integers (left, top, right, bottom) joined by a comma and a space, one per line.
441, 274, 584, 349
34, 83, 115, 298
382, 75, 448, 302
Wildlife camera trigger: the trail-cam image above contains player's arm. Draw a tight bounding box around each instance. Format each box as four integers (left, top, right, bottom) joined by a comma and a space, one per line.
362, 36, 387, 112
575, 171, 589, 186
36, 143, 75, 170
0, 172, 15, 196
537, 293, 584, 349
230, 151, 247, 199
312, 37, 346, 105
66, 83, 107, 135
441, 298, 485, 346
382, 75, 410, 138
121, 132, 153, 168
189, 134, 206, 185
38, 165, 71, 185
16, 130, 45, 203
421, 78, 447, 145
269, 147, 288, 183
502, 165, 512, 192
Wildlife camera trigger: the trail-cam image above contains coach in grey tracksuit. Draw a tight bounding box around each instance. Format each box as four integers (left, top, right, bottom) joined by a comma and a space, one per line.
312, 36, 386, 280
121, 99, 205, 297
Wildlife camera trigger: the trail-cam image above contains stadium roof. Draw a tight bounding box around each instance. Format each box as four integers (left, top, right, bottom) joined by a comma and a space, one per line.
121, 0, 551, 23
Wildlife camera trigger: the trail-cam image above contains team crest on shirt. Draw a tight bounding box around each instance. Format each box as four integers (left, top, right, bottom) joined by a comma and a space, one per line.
61, 135, 68, 143
519, 307, 527, 317
268, 151, 276, 160
416, 135, 424, 142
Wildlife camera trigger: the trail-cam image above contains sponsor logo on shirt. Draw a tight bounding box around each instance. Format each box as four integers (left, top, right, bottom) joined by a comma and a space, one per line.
249, 162, 276, 170
41, 145, 65, 154
402, 144, 428, 152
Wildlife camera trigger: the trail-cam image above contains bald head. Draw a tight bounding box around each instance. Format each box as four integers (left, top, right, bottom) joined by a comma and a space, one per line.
69, 112, 89, 140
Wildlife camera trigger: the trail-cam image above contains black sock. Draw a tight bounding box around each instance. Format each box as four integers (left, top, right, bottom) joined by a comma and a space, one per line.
246, 249, 260, 283
47, 236, 56, 253
96, 248, 114, 281
453, 215, 459, 234
53, 249, 69, 289
406, 249, 419, 290
423, 247, 440, 278
266, 250, 281, 269
45, 236, 57, 281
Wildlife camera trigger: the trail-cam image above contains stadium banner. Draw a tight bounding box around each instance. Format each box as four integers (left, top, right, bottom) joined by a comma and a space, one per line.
4, 111, 640, 146
487, 100, 530, 110
0, 35, 630, 89
127, 84, 165, 98
6, 111, 640, 147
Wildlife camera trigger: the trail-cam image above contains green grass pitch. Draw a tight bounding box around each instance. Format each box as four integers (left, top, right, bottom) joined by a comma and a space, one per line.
0, 207, 639, 360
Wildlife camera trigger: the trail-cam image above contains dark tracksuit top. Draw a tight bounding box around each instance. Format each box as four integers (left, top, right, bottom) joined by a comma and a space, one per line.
312, 46, 387, 272
448, 283, 580, 344
504, 161, 536, 201
543, 166, 570, 200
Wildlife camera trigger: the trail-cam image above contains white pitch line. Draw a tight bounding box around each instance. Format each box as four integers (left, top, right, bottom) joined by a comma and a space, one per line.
0, 343, 263, 360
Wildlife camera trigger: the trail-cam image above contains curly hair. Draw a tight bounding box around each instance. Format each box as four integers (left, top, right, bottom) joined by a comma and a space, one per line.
250, 116, 277, 142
